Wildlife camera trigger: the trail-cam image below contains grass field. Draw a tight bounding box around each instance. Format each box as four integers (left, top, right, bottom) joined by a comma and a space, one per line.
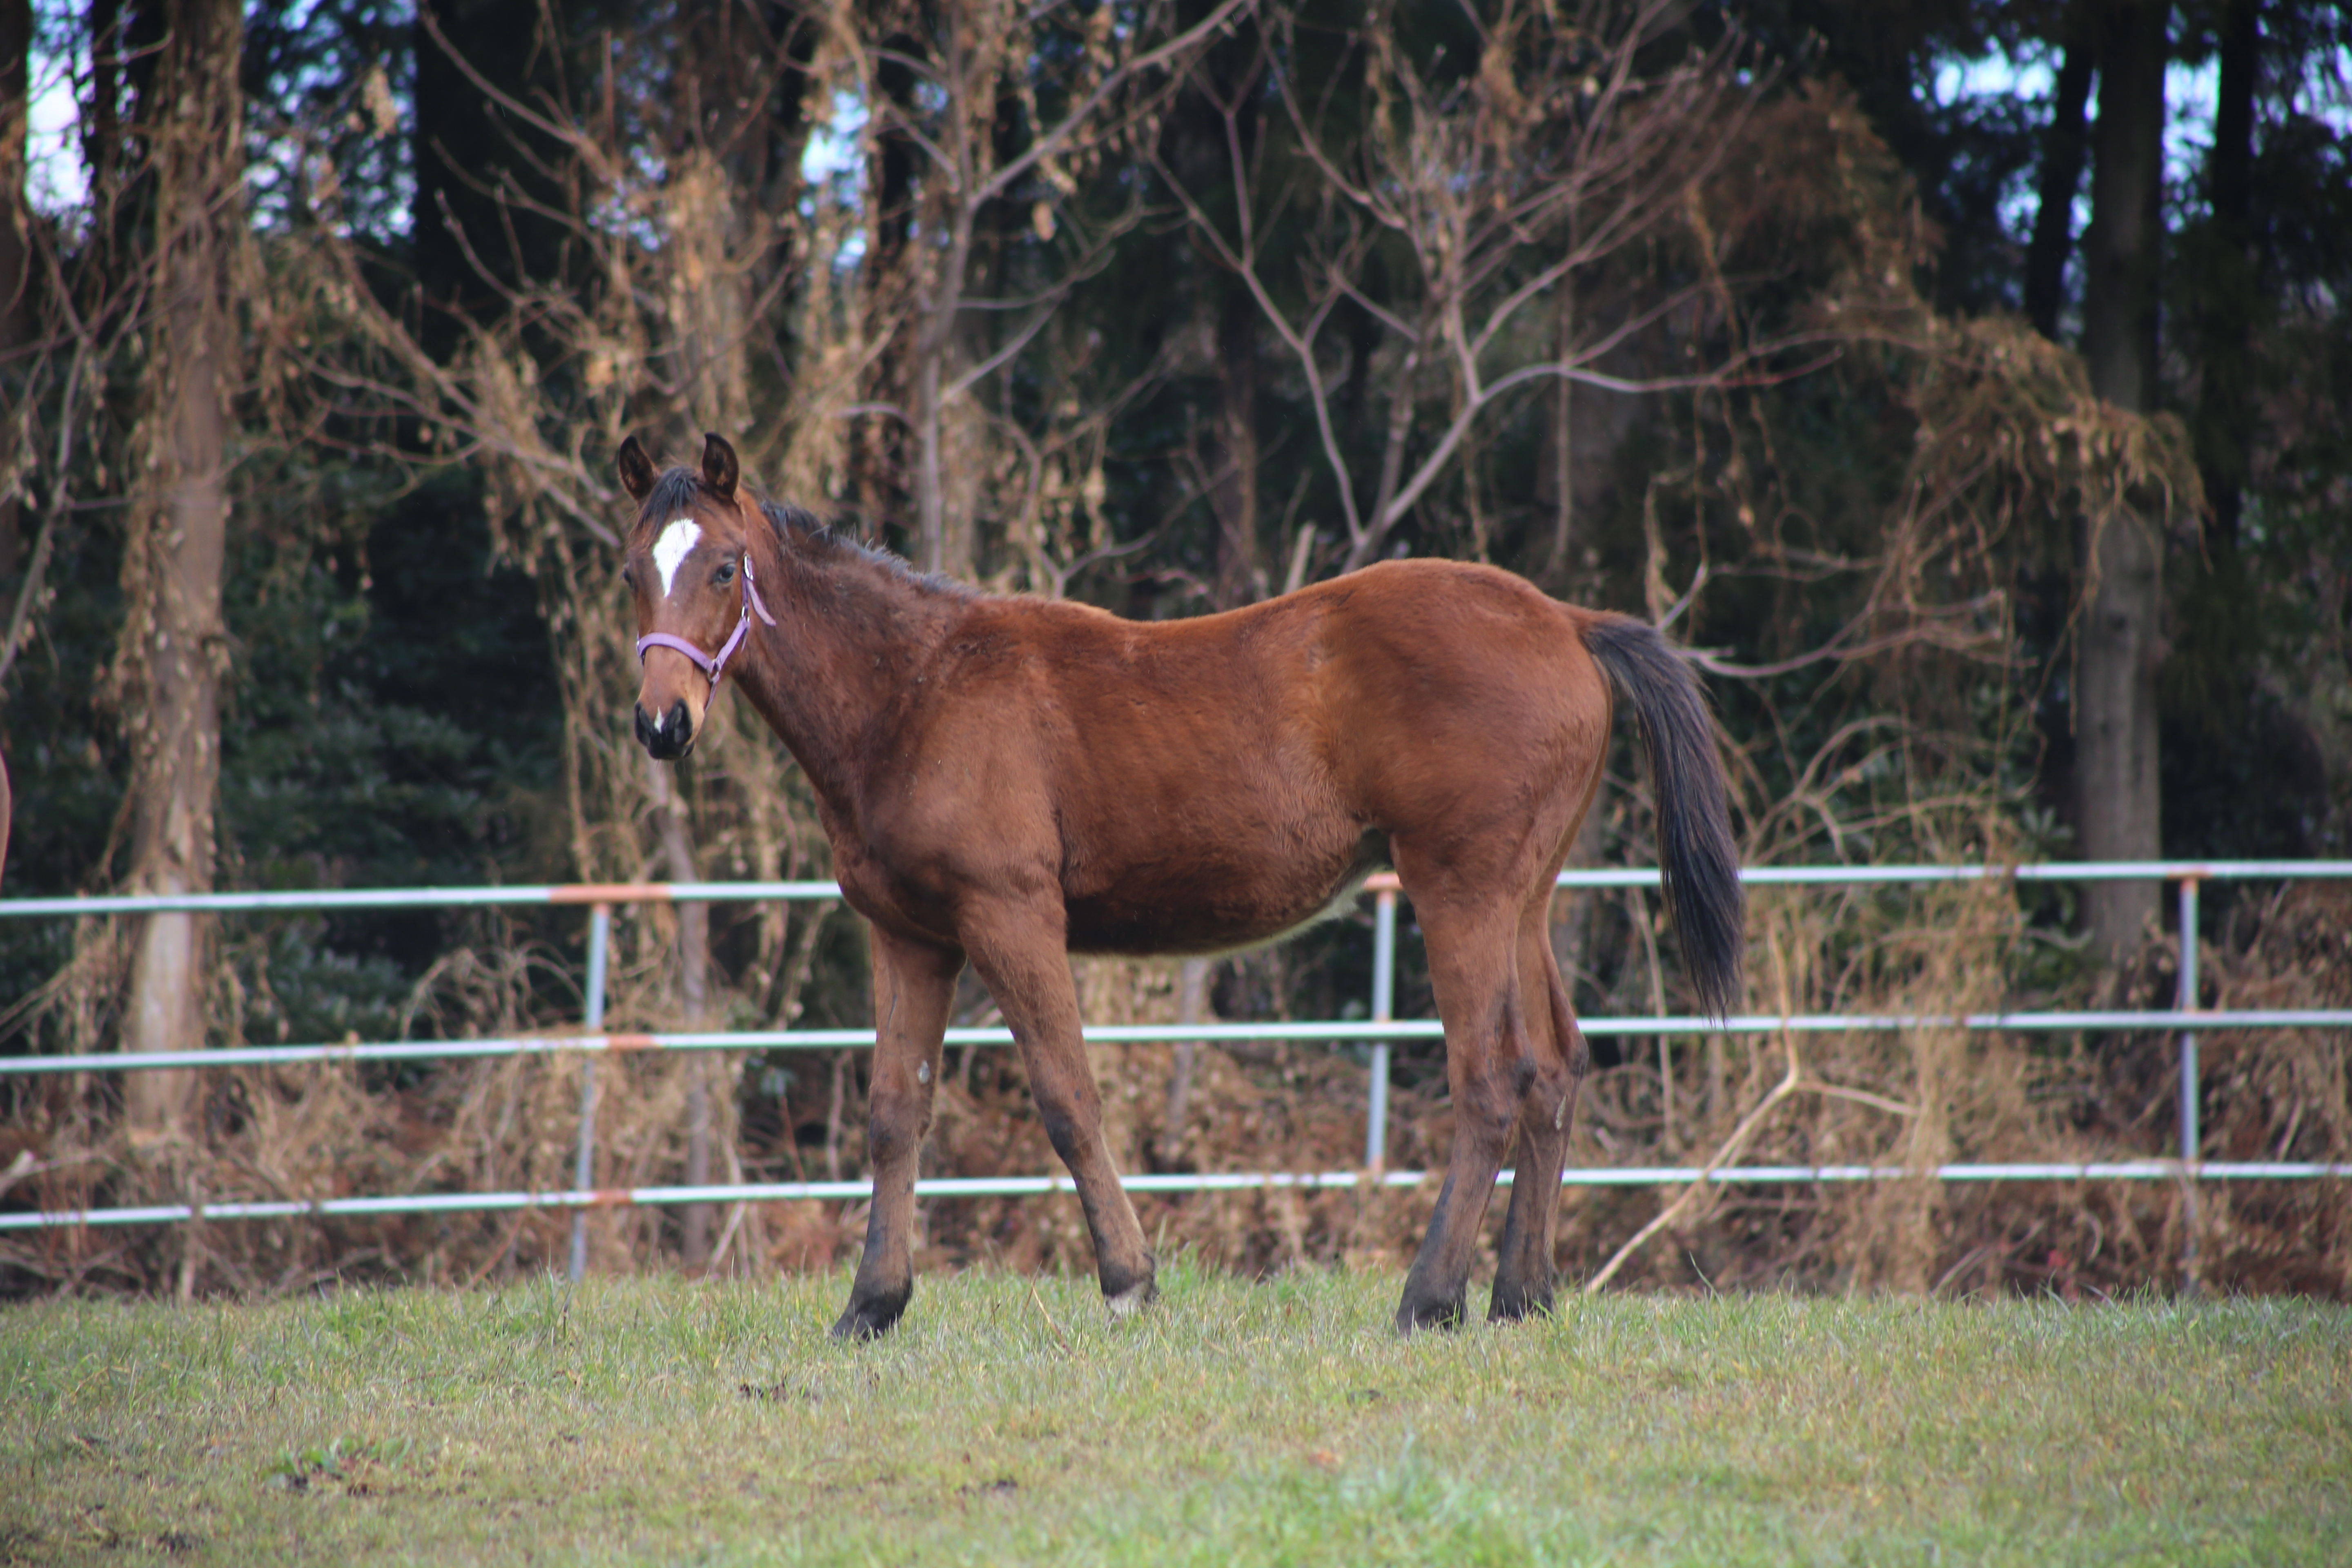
2, 1263, 2347, 1566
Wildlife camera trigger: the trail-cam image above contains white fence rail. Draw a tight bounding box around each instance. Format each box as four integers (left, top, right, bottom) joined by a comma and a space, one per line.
4, 861, 2348, 1272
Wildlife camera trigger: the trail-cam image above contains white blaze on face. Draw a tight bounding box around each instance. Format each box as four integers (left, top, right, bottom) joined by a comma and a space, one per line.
653, 519, 702, 597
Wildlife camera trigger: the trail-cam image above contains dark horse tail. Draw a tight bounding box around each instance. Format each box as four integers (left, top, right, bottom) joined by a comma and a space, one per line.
1584, 615, 1744, 1019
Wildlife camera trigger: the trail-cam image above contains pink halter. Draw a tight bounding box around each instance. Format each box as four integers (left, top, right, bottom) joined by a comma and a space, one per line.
635, 551, 777, 698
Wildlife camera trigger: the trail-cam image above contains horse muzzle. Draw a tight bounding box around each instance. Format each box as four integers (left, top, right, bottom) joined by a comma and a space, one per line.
635, 698, 696, 760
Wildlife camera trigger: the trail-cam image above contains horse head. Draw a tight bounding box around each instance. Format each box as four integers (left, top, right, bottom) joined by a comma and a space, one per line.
616, 431, 773, 761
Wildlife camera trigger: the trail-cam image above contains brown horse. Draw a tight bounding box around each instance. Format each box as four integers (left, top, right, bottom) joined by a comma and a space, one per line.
617, 433, 1741, 1336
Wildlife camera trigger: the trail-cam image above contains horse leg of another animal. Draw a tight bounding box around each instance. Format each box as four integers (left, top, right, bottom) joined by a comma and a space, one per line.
832, 929, 963, 1340
1393, 881, 1531, 1333
962, 908, 1157, 1315
1488, 902, 1590, 1323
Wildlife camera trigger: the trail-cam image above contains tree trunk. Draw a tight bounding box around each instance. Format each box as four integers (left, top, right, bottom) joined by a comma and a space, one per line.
2081, 2, 2169, 443
660, 147, 752, 435
2194, 0, 2260, 549
904, 4, 1011, 584
646, 758, 715, 1266
2074, 0, 2169, 968
668, 0, 815, 438
751, 5, 822, 296
910, 201, 971, 580
655, 7, 832, 1258
411, 0, 574, 350
1545, 281, 1576, 579
1160, 957, 1210, 1167
1209, 283, 1263, 608
0, 0, 29, 585
120, 0, 243, 1138
852, 35, 921, 539
84, 0, 126, 285
2024, 5, 2098, 341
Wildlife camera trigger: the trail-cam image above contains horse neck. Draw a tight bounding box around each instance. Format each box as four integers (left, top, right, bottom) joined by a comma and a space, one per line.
729, 529, 960, 809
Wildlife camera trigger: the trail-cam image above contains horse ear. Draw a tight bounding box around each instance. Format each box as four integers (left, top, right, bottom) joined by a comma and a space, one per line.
701, 432, 739, 501
617, 436, 657, 503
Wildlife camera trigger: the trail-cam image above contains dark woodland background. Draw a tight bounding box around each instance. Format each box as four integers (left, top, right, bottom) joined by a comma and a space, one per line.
0, 0, 2347, 1299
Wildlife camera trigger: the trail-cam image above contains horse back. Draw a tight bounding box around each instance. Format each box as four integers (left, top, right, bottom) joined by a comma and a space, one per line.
848, 559, 1614, 953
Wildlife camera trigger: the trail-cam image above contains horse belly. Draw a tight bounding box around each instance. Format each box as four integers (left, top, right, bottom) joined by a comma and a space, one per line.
1062, 829, 1388, 958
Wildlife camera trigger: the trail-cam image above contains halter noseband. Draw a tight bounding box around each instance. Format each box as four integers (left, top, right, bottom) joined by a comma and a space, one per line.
635, 550, 778, 699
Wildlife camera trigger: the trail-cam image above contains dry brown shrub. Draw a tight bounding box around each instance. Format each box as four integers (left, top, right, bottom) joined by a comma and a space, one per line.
1540, 874, 2349, 1301
4, 869, 2344, 1301
2189, 883, 2352, 1296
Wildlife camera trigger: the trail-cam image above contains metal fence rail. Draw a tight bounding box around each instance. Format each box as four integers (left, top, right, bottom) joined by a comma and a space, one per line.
7, 1011, 2352, 1079
7, 1162, 2352, 1234
4, 860, 2348, 1261
3, 859, 2345, 921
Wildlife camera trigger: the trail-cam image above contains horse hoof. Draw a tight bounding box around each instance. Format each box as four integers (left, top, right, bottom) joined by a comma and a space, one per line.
1393, 1293, 1466, 1335
1486, 1281, 1558, 1324
1105, 1279, 1159, 1321
829, 1308, 892, 1341
830, 1286, 910, 1341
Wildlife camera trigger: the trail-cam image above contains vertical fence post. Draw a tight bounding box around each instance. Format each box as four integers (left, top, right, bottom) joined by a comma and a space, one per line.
1367, 886, 1396, 1169
2178, 877, 2201, 1163
568, 902, 612, 1284
2178, 876, 2201, 1288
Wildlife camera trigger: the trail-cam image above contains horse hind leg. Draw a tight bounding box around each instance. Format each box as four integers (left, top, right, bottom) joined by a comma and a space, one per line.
961, 904, 1158, 1317
1392, 881, 1530, 1333
1488, 905, 1589, 1323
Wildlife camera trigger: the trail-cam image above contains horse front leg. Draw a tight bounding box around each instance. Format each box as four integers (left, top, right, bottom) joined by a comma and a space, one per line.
962, 905, 1157, 1316
833, 927, 963, 1340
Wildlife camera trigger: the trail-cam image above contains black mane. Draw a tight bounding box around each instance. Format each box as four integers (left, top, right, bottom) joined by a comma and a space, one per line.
636, 463, 970, 601
757, 497, 974, 601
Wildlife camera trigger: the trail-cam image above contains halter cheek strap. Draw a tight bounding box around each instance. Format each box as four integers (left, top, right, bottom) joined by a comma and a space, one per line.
635, 552, 778, 698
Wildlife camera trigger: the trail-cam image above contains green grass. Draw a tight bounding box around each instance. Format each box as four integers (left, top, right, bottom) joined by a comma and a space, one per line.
2, 1263, 2346, 1565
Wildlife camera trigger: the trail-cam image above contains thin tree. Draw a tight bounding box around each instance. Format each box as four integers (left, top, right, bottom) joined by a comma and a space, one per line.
116, 0, 246, 1137
2194, 0, 2261, 548
855, 0, 1250, 575
2074, 0, 2170, 967
0, 0, 28, 585
1161, 0, 1787, 575
0, 0, 29, 876
2023, 0, 2098, 341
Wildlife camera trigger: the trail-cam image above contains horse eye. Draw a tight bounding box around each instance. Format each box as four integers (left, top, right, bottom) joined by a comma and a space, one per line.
621, 564, 637, 590
713, 561, 737, 585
